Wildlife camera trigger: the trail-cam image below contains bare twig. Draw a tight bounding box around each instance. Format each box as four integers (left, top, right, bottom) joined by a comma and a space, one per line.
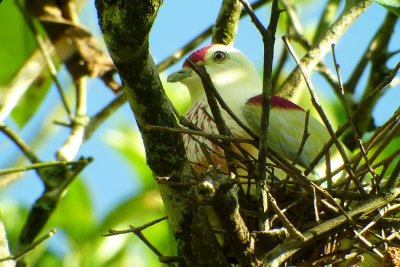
282, 35, 367, 197
1, 229, 56, 262
105, 216, 174, 267
266, 190, 305, 240
104, 216, 168, 236
0, 125, 40, 163
0, 159, 88, 176
146, 125, 255, 144
278, 0, 373, 98
331, 44, 378, 181
56, 76, 88, 161
16, 1, 73, 120
185, 59, 238, 175
239, 0, 282, 231
265, 188, 400, 265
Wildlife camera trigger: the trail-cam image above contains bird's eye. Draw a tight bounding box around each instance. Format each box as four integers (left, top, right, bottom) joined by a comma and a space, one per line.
213, 51, 227, 62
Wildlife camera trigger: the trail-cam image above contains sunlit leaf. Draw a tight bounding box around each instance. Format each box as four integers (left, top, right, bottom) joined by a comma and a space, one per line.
376, 0, 400, 17
11, 74, 52, 127
49, 178, 96, 242
0, 0, 36, 84
103, 125, 154, 190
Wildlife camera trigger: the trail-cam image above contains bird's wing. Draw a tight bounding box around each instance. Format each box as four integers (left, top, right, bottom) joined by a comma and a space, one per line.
242, 95, 332, 169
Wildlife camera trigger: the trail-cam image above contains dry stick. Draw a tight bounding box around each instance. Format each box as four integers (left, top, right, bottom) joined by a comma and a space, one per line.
266, 190, 305, 240
342, 108, 400, 178
325, 151, 332, 193
146, 125, 255, 144
269, 131, 357, 225
265, 188, 400, 265
356, 204, 398, 239
185, 59, 238, 177
268, 148, 355, 224
357, 122, 400, 187
331, 44, 378, 182
282, 12, 398, 180
292, 110, 310, 166
333, 148, 400, 189
185, 60, 259, 265
376, 151, 400, 181
368, 231, 400, 249
270, 197, 303, 224
349, 62, 400, 169
164, 104, 255, 166
313, 187, 320, 223
352, 229, 384, 259
364, 107, 400, 152
282, 36, 367, 197
239, 0, 282, 232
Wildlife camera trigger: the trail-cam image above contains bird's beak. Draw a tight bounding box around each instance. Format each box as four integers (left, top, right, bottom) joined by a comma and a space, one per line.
167, 68, 192, 83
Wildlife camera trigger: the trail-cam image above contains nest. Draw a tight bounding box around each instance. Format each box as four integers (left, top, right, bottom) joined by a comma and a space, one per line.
187, 106, 400, 266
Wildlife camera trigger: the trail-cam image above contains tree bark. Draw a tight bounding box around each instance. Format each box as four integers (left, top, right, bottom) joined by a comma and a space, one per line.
95, 1, 228, 265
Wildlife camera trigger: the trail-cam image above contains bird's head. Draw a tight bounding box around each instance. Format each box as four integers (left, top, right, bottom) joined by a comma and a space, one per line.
168, 44, 262, 103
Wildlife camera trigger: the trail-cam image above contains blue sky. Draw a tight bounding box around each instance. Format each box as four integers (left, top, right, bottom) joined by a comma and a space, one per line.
1, 0, 399, 225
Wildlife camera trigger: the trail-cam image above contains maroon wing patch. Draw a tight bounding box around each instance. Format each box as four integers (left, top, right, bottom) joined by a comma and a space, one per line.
246, 95, 304, 111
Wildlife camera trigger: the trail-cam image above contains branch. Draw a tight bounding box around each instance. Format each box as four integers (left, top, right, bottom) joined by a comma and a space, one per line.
282, 35, 367, 197
212, 0, 242, 45
104, 217, 175, 267
343, 12, 398, 149
95, 1, 228, 265
239, 0, 282, 231
12, 157, 91, 258
157, 0, 268, 71
278, 0, 373, 98
265, 188, 400, 265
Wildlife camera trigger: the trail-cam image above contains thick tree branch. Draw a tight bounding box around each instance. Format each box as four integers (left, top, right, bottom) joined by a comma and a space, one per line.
212, 0, 242, 45
95, 1, 228, 265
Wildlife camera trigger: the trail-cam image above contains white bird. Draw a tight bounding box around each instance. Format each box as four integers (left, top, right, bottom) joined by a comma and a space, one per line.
168, 44, 346, 181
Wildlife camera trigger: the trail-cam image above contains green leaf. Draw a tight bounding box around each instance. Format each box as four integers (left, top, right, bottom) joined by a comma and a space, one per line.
376, 0, 400, 7
11, 73, 52, 127
103, 125, 155, 190
376, 0, 400, 17
49, 178, 96, 242
0, 1, 53, 127
0, 1, 36, 84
